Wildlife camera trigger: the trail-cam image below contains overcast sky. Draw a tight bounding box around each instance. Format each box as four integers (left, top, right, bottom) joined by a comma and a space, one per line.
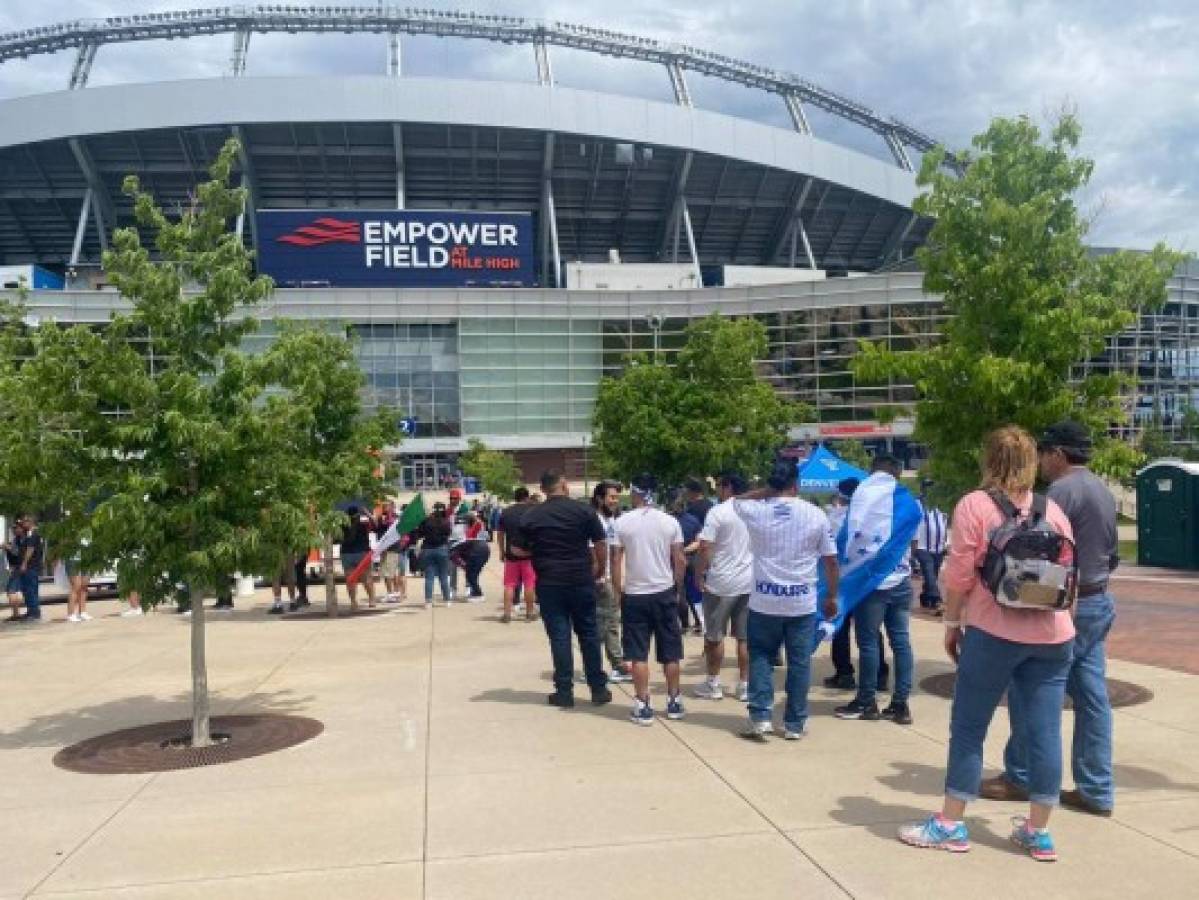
0, 1, 1193, 252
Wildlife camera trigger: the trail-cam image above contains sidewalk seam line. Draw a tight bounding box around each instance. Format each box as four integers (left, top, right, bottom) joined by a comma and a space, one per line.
618, 683, 854, 899
421, 601, 436, 900
23, 607, 328, 899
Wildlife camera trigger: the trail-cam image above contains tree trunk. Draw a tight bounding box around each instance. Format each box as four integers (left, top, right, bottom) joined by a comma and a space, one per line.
323, 534, 338, 618
189, 584, 212, 747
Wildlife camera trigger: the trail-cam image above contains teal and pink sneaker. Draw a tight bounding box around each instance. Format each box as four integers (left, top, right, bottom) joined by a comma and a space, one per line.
897, 815, 970, 853
1009, 817, 1058, 862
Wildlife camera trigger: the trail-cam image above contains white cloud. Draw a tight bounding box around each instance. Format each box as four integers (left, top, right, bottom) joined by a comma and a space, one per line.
0, 0, 1194, 249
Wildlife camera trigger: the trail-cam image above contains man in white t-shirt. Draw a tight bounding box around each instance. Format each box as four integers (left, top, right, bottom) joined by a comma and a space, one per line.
733, 461, 839, 741
611, 473, 687, 727
693, 472, 754, 702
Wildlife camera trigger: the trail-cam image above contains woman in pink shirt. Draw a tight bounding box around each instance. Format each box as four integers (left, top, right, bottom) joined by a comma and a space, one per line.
900, 426, 1076, 862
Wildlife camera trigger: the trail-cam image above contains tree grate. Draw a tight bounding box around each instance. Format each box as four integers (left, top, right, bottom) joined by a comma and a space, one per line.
53, 714, 324, 775
919, 672, 1153, 709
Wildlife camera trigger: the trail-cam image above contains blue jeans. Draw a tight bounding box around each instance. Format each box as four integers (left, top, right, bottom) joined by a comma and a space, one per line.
538, 582, 607, 695
747, 609, 816, 732
19, 568, 41, 618
853, 581, 914, 706
948, 627, 1072, 806
914, 550, 944, 606
422, 547, 451, 601
1004, 593, 1116, 808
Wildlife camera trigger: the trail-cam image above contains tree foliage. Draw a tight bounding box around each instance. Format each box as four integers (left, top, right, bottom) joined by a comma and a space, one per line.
458, 437, 523, 500
853, 114, 1186, 498
830, 438, 872, 471
593, 315, 805, 485
0, 138, 396, 740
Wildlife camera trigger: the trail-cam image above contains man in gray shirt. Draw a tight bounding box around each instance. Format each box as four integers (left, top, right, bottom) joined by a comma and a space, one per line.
982, 421, 1119, 816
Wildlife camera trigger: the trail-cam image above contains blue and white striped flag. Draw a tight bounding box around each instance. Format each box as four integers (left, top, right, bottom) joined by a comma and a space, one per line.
815, 472, 923, 647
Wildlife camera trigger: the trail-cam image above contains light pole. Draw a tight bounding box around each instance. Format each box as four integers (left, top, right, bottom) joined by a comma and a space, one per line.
646, 313, 663, 361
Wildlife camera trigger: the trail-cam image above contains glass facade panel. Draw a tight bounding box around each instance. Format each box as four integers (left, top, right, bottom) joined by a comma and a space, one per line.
459, 317, 603, 436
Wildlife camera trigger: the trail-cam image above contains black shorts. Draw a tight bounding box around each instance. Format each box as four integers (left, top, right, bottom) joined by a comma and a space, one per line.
622, 588, 684, 664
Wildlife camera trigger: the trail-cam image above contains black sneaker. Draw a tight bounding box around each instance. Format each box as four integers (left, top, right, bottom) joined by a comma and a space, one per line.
547, 692, 575, 709
823, 673, 857, 690
834, 700, 880, 721
268, 603, 285, 615
591, 687, 613, 706
880, 702, 913, 725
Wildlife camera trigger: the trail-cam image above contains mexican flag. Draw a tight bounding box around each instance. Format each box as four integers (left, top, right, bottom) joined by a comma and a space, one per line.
346, 495, 428, 587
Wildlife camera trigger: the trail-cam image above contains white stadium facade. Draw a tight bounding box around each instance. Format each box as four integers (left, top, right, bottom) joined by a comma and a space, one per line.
1, 6, 1196, 486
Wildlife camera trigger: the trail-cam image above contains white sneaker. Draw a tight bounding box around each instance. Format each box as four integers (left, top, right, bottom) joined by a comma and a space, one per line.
67, 613, 81, 623
739, 719, 774, 742
121, 607, 144, 617
736, 681, 749, 702
783, 727, 807, 741
79, 612, 92, 621
609, 669, 632, 684
694, 678, 723, 700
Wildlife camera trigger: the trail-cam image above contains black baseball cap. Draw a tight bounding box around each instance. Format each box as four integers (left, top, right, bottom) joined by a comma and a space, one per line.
1038, 420, 1092, 459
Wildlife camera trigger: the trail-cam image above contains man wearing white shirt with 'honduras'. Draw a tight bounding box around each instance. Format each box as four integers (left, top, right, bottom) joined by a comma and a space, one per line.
734, 461, 839, 742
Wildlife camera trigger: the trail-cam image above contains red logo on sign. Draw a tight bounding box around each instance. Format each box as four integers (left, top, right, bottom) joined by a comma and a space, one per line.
276, 217, 362, 247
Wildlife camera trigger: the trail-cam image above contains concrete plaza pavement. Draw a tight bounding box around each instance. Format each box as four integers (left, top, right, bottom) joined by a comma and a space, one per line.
1, 565, 1197, 899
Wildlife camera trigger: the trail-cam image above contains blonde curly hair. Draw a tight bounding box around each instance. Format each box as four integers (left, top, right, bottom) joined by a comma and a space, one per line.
980, 426, 1038, 495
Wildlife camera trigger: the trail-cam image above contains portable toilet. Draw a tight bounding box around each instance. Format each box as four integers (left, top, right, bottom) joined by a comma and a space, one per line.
1136, 460, 1199, 570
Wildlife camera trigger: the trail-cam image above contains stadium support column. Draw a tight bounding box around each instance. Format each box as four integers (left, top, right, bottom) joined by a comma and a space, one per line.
765, 176, 813, 266
666, 58, 693, 107
883, 129, 914, 172
68, 42, 98, 90
388, 31, 402, 77
783, 93, 812, 135
68, 138, 111, 254
230, 26, 251, 77
681, 202, 702, 287
878, 213, 916, 266
69, 188, 94, 267
534, 35, 554, 86
540, 132, 562, 287
657, 151, 693, 262
231, 126, 260, 255
393, 124, 406, 210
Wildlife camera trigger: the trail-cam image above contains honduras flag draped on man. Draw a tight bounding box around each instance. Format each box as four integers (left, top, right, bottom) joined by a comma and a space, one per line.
814, 471, 923, 649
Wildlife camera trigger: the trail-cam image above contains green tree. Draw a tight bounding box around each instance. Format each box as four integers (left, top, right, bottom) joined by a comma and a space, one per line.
458, 438, 523, 500
853, 114, 1185, 498
593, 314, 804, 484
831, 438, 872, 471
252, 324, 399, 616
0, 139, 392, 744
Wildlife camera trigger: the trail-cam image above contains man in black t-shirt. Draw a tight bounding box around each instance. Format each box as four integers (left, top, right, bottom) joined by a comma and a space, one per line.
15, 516, 44, 621
684, 477, 714, 526
517, 471, 611, 708
497, 487, 537, 623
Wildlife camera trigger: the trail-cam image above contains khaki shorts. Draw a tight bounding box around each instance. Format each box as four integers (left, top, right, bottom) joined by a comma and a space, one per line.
702, 592, 749, 642
380, 552, 405, 578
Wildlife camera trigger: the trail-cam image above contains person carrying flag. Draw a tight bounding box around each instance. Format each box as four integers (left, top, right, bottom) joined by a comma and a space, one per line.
828, 454, 922, 725
346, 496, 428, 602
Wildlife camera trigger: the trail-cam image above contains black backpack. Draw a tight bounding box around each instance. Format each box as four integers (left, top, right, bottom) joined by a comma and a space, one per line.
979, 491, 1077, 611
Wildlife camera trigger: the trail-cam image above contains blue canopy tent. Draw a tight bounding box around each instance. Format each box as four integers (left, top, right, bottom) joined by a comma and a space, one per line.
797, 445, 869, 494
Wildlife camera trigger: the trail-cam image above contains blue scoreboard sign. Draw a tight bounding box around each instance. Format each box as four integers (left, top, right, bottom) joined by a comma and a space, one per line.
255, 209, 534, 288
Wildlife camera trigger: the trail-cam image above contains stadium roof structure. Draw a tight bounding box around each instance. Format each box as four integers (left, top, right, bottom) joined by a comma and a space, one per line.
0, 5, 947, 278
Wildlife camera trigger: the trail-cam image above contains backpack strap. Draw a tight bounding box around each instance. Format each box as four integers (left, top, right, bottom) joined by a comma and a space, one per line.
986, 489, 1021, 522
1029, 493, 1048, 525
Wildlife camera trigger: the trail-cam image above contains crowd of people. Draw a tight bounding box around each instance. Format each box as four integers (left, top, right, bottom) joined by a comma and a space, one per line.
499, 420, 1119, 864
1, 419, 1121, 863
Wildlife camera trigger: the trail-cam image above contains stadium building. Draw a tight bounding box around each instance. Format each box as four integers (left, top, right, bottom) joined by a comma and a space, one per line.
1, 7, 1196, 486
